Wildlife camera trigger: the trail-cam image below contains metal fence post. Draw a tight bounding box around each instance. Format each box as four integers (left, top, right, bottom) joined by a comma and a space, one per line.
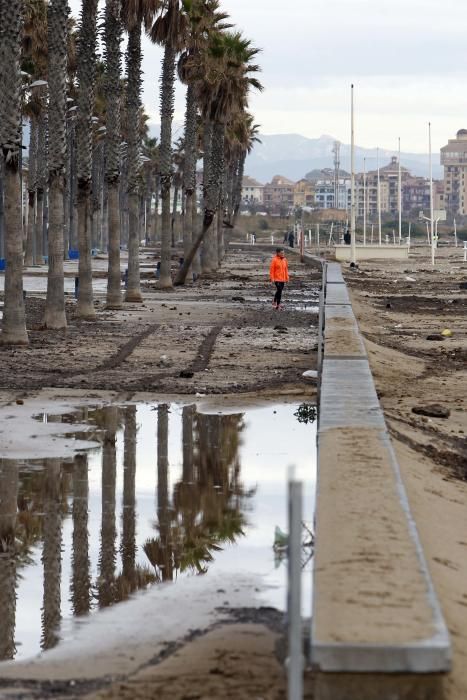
288, 473, 303, 700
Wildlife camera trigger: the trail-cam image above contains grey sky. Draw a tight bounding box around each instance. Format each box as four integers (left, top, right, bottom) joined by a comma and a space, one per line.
69, 0, 466, 152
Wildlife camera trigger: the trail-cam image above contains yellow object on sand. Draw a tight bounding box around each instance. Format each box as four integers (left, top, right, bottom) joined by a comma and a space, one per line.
441, 329, 453, 337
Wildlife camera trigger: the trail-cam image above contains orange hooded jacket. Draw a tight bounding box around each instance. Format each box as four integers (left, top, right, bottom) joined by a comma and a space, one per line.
270, 254, 289, 283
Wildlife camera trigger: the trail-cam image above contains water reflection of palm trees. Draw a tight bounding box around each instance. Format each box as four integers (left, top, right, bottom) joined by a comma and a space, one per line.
144, 406, 250, 579
0, 459, 19, 660
71, 454, 91, 616
97, 406, 118, 608
41, 459, 63, 650
1, 402, 253, 660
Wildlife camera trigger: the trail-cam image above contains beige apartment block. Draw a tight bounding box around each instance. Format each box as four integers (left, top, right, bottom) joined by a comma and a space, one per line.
441, 129, 467, 217
294, 178, 315, 208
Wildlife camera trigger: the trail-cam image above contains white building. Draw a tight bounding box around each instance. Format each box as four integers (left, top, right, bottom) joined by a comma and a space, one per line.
242, 176, 264, 205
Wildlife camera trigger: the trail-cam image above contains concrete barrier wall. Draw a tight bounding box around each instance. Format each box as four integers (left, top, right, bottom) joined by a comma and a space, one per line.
308, 258, 451, 699
335, 244, 409, 261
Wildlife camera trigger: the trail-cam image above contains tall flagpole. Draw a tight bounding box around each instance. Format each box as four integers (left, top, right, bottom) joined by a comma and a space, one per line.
429, 122, 434, 265
398, 137, 402, 243
377, 146, 382, 245
350, 84, 356, 264
363, 157, 367, 246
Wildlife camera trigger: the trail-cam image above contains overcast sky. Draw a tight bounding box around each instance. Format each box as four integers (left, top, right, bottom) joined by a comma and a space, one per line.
69, 0, 466, 153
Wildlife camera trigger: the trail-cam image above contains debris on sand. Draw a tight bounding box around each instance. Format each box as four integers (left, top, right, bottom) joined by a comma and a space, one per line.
412, 405, 451, 419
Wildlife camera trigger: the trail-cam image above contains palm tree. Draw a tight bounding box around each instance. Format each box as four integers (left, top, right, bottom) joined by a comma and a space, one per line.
0, 459, 19, 660
122, 0, 161, 302
75, 0, 99, 319
44, 0, 69, 329
41, 459, 63, 651
0, 0, 29, 344
71, 454, 91, 616
104, 0, 124, 309
149, 0, 188, 288
142, 135, 160, 244
175, 31, 262, 285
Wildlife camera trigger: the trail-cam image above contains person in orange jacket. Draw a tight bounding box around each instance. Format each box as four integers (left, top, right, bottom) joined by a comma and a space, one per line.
269, 247, 289, 309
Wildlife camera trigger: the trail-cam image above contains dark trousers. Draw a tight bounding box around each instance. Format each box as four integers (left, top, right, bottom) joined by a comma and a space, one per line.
274, 282, 285, 305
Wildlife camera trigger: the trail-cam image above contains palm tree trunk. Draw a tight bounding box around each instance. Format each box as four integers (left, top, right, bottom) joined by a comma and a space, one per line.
41, 459, 63, 651
158, 44, 176, 288
2, 167, 28, 343
125, 22, 143, 303
45, 178, 67, 327
71, 454, 91, 616
233, 152, 246, 225
0, 0, 28, 345
24, 116, 38, 266
106, 182, 122, 307
44, 0, 68, 330
104, 0, 123, 308
152, 175, 160, 244
35, 188, 45, 264
0, 459, 19, 660
191, 195, 200, 276
182, 86, 196, 277
175, 121, 224, 286
201, 122, 213, 274
75, 0, 98, 318
171, 184, 178, 247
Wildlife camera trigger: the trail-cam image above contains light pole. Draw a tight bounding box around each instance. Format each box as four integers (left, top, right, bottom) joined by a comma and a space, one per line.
350, 84, 357, 265
398, 137, 402, 244
377, 147, 382, 245
429, 122, 435, 266
363, 157, 367, 245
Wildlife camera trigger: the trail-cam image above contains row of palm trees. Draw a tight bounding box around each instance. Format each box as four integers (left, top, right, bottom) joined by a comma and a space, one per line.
0, 404, 248, 658
0, 0, 261, 345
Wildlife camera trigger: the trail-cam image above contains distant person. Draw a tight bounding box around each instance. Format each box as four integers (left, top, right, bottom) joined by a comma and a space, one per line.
344, 228, 351, 245
283, 231, 288, 244
269, 247, 289, 310
288, 230, 294, 248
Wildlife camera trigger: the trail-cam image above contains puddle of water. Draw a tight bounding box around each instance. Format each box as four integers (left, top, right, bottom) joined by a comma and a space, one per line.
0, 401, 316, 662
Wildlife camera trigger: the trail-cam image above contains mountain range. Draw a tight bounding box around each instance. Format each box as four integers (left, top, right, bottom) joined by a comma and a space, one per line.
245, 133, 443, 184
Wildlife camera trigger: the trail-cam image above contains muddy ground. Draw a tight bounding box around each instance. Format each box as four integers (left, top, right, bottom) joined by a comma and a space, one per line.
0, 244, 318, 700
1, 242, 466, 699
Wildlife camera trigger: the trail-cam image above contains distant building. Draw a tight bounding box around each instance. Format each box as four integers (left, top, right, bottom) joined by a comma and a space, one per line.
293, 178, 315, 208
263, 175, 295, 214
440, 130, 467, 217
242, 176, 264, 205
402, 177, 431, 216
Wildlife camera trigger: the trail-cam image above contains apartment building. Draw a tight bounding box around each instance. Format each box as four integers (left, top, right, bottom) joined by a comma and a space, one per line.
242, 176, 264, 205
293, 178, 315, 208
263, 175, 295, 214
441, 130, 467, 217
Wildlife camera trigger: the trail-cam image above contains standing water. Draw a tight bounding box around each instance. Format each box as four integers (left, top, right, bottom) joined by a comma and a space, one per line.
0, 401, 317, 661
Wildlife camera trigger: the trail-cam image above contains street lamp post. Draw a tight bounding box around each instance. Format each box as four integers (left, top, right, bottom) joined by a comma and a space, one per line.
377, 147, 382, 245
350, 84, 357, 265
429, 122, 435, 266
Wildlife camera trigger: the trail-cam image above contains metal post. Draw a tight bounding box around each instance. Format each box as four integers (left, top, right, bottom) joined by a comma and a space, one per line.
350, 84, 357, 265
288, 473, 303, 700
398, 137, 402, 245
377, 147, 382, 245
454, 218, 458, 247
429, 122, 435, 266
363, 157, 367, 246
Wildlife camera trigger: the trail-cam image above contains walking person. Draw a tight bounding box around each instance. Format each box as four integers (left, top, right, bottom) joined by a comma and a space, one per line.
270, 247, 289, 310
